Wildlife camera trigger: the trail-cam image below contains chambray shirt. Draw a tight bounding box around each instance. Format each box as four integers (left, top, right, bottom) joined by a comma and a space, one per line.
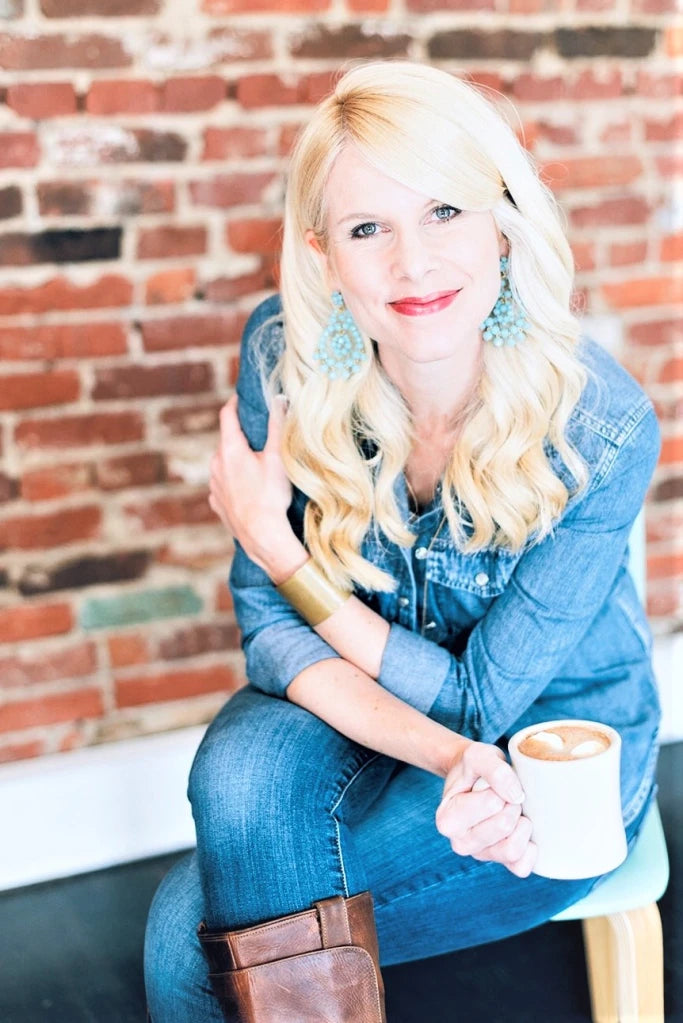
229, 295, 662, 828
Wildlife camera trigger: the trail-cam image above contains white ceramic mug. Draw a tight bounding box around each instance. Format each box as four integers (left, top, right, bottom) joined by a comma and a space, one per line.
508, 718, 628, 880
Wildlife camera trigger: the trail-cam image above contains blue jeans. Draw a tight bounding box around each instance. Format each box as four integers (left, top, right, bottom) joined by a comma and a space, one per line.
144, 686, 652, 1022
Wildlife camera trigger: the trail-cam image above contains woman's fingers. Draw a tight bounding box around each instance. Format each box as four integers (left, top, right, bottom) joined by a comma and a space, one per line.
436, 787, 505, 839
472, 818, 537, 878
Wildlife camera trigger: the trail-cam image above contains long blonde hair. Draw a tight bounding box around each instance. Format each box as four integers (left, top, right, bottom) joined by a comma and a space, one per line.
271, 60, 588, 592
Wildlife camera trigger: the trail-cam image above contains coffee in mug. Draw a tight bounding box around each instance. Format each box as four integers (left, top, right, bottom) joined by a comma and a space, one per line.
509, 719, 627, 880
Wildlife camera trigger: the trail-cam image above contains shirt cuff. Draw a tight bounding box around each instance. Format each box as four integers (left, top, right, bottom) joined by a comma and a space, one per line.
246, 620, 340, 699
377, 622, 453, 714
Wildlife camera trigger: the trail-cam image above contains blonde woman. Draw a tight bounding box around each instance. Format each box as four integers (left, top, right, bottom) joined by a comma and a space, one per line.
144, 61, 661, 1022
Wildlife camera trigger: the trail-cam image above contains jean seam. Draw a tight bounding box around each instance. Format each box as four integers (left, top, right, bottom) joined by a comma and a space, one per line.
328, 752, 383, 897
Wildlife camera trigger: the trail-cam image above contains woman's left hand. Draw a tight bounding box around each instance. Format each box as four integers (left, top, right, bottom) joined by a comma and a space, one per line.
209, 394, 303, 579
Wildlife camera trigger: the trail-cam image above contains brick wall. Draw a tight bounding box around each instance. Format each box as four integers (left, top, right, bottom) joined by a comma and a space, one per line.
0, 1, 680, 764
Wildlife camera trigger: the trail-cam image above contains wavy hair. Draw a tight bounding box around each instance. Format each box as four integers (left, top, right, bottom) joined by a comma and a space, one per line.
270, 60, 588, 592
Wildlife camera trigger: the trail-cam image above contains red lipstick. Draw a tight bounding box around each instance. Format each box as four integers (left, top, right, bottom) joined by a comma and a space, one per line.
389, 290, 460, 317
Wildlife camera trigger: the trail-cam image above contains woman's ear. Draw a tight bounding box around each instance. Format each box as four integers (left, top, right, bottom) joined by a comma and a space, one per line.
305, 229, 337, 292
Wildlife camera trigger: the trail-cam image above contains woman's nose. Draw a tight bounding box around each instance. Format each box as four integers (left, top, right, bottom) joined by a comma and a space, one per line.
390, 230, 439, 283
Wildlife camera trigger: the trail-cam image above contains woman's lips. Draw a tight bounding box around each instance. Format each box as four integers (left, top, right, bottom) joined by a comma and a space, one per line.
389, 290, 460, 317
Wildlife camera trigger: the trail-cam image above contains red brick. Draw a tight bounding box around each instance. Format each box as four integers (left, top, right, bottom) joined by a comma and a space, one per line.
227, 217, 282, 255
124, 491, 215, 530
1, 505, 101, 551
660, 436, 683, 464
571, 241, 596, 271
204, 265, 277, 303
511, 74, 566, 102
645, 113, 683, 142
570, 69, 622, 100
533, 120, 579, 146
541, 156, 642, 191
41, 0, 159, 12
0, 688, 104, 732
157, 622, 240, 659
647, 582, 680, 619
145, 268, 196, 305
602, 276, 683, 309
508, 0, 543, 8
629, 319, 682, 346
278, 122, 303, 157
408, 0, 493, 8
189, 172, 276, 209
347, 0, 389, 8
107, 632, 148, 668
576, 0, 615, 8
636, 71, 682, 98
236, 71, 335, 109
38, 179, 175, 216
21, 462, 92, 501
647, 553, 683, 581
86, 79, 158, 115
0, 473, 17, 503
95, 451, 166, 491
0, 275, 132, 316
608, 241, 648, 266
137, 225, 207, 259
15, 411, 144, 450
570, 197, 650, 228
227, 352, 240, 387
215, 579, 234, 612
656, 154, 683, 177
0, 370, 79, 411
115, 664, 240, 707
161, 76, 225, 112
7, 82, 77, 118
159, 399, 222, 436
0, 739, 46, 764
0, 132, 39, 168
658, 357, 683, 383
0, 33, 131, 70
0, 602, 73, 643
141, 312, 244, 352
661, 233, 683, 261
666, 25, 683, 57
203, 0, 326, 9
202, 126, 269, 161
0, 641, 97, 687
0, 322, 127, 360
93, 362, 213, 400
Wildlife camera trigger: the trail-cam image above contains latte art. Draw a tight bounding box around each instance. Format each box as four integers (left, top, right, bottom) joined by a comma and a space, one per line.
518, 724, 610, 762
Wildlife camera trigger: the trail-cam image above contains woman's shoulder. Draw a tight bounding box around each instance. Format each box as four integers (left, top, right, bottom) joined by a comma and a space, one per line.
571, 336, 655, 446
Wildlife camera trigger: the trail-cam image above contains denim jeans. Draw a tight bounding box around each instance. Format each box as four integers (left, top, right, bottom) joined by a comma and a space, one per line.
144, 686, 652, 1022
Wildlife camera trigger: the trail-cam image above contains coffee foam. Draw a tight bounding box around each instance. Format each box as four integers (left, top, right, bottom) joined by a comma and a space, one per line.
518, 724, 610, 762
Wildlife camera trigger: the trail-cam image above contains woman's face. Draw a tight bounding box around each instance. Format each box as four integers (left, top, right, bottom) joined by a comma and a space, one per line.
307, 144, 506, 371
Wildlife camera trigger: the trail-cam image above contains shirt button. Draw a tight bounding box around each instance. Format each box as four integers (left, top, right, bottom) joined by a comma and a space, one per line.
424, 621, 436, 630
475, 571, 489, 587
415, 546, 428, 560
398, 596, 409, 607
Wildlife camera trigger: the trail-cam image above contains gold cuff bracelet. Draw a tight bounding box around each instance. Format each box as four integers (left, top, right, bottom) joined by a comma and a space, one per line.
276, 559, 350, 626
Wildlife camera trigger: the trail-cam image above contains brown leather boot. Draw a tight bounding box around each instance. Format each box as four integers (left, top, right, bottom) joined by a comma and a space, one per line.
197, 891, 387, 1023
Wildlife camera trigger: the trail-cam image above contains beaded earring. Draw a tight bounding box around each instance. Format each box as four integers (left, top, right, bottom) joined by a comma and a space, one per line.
314, 291, 366, 380
481, 255, 529, 347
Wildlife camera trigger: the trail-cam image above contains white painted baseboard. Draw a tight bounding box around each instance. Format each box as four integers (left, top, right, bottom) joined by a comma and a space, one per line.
1, 633, 680, 892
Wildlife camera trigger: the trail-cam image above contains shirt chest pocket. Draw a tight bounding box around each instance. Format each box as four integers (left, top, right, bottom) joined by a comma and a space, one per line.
423, 540, 521, 637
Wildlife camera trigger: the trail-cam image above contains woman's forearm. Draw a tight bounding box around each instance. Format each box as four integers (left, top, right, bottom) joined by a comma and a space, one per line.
286, 657, 467, 778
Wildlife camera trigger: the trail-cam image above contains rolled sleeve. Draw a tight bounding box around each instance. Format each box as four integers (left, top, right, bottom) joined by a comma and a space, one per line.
378, 623, 452, 714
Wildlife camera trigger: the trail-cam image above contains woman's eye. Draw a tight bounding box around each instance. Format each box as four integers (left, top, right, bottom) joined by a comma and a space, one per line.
350, 222, 379, 239
433, 205, 461, 222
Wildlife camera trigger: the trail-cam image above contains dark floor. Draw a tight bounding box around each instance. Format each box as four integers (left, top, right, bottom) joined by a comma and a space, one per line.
0, 743, 680, 1023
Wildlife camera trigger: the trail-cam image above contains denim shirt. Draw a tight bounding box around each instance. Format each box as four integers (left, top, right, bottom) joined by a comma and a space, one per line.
229, 295, 662, 827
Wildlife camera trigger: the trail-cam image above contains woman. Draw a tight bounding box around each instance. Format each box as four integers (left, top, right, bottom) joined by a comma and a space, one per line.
144, 60, 661, 1022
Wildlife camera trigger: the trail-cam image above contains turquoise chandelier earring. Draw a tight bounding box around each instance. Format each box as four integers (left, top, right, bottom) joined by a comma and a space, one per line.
481, 255, 529, 347
314, 291, 366, 380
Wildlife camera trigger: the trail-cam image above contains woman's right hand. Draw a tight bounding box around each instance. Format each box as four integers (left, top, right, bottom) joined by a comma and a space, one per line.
435, 740, 537, 878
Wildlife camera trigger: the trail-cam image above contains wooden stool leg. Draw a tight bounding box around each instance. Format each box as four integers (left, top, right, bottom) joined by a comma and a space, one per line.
582, 903, 664, 1023
583, 915, 618, 1022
